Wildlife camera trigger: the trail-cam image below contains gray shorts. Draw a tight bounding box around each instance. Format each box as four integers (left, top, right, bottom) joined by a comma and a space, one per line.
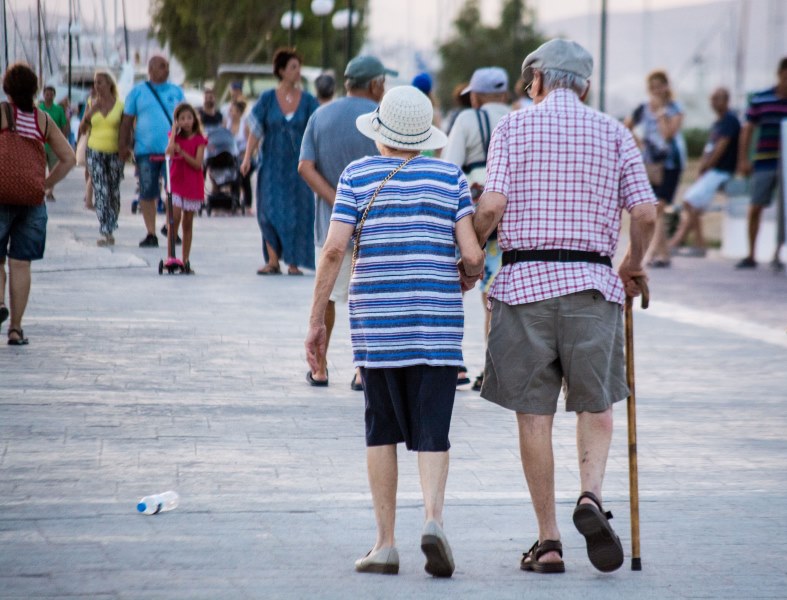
481, 290, 628, 415
750, 170, 779, 207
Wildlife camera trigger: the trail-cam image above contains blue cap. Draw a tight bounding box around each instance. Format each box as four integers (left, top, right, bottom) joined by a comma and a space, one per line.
411, 72, 432, 95
137, 502, 147, 512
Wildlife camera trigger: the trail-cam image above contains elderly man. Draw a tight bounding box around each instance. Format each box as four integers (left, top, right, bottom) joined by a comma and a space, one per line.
443, 66, 511, 390
298, 56, 394, 389
119, 55, 185, 247
470, 39, 657, 573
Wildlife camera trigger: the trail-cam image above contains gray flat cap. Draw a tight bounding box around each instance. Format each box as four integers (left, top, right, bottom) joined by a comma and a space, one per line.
521, 39, 593, 87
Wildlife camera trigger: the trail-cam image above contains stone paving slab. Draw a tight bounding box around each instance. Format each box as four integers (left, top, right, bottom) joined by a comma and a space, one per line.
1, 170, 787, 598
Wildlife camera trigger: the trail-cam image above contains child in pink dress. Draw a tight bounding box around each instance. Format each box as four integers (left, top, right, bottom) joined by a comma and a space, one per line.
166, 103, 207, 273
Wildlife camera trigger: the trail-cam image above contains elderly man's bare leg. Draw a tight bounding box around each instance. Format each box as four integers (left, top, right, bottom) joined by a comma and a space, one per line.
576, 408, 613, 503
516, 413, 562, 564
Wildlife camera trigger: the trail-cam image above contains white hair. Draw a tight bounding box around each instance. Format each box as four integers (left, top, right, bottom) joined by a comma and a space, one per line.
538, 68, 588, 96
346, 74, 384, 91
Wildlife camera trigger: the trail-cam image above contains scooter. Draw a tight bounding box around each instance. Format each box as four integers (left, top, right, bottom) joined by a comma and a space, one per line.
158, 156, 191, 275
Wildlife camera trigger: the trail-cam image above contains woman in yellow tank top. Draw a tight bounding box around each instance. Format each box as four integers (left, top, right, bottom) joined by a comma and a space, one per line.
79, 70, 124, 246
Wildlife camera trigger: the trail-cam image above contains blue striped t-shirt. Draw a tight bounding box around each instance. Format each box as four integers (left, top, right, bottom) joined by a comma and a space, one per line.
332, 155, 474, 368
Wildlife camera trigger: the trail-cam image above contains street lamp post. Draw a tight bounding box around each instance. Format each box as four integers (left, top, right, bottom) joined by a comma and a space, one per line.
311, 0, 334, 70
331, 6, 358, 69
599, 0, 608, 112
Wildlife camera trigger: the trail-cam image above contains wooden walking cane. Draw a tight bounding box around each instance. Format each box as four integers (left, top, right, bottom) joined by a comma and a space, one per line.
625, 276, 649, 571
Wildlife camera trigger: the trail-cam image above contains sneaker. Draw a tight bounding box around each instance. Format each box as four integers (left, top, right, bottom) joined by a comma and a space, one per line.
735, 257, 756, 269
770, 258, 785, 272
139, 234, 159, 248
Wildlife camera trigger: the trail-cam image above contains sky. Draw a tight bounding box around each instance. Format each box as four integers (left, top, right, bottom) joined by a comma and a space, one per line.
10, 0, 723, 37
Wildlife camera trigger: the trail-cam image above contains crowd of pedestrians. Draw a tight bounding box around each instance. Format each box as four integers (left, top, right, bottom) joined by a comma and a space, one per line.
2, 32, 786, 585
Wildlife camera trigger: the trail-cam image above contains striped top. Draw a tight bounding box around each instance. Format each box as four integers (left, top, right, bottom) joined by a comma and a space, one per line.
745, 86, 787, 171
332, 155, 474, 368
11, 106, 46, 142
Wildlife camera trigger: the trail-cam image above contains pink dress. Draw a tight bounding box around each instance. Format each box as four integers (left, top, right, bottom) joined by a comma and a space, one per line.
169, 133, 207, 205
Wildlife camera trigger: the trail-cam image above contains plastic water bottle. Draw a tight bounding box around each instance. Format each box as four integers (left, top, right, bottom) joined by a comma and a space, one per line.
137, 491, 179, 515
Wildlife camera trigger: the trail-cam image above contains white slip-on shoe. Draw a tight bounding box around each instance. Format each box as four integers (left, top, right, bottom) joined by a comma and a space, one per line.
421, 520, 455, 577
354, 546, 399, 575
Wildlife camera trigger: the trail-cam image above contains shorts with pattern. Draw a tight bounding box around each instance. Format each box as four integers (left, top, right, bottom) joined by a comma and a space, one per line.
481, 290, 628, 415
135, 154, 166, 201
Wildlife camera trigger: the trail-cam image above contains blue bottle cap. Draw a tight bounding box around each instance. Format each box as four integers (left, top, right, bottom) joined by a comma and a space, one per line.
137, 502, 147, 513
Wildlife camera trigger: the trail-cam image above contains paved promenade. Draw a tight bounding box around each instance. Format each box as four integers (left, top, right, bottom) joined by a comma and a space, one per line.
2, 169, 787, 599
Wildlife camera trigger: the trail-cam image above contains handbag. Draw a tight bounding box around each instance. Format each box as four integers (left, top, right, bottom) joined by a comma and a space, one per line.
0, 102, 47, 206
76, 134, 88, 167
645, 161, 665, 187
352, 154, 418, 273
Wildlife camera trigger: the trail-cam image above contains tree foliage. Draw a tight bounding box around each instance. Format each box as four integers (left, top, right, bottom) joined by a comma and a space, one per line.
437, 0, 546, 108
151, 0, 368, 84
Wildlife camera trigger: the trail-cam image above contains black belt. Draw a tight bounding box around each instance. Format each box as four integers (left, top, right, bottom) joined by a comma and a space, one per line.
501, 249, 612, 267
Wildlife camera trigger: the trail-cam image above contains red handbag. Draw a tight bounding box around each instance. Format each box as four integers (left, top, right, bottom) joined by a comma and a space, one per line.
0, 102, 46, 206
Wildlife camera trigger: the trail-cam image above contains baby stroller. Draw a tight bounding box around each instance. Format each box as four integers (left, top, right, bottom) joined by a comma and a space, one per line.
202, 127, 243, 216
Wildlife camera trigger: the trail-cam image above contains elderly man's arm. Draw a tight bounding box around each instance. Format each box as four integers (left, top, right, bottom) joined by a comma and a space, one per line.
473, 190, 507, 247
305, 221, 355, 372
619, 203, 657, 297
298, 160, 337, 206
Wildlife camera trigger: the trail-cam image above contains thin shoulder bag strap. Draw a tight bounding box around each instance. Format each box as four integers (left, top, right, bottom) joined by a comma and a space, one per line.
475, 108, 491, 160
146, 81, 173, 126
351, 154, 418, 273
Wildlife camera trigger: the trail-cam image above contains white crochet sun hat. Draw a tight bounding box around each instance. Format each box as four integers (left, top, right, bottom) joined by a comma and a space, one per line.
356, 85, 448, 151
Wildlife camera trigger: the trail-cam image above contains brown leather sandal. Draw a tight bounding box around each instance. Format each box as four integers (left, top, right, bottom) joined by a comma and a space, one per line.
520, 539, 565, 573
572, 491, 624, 572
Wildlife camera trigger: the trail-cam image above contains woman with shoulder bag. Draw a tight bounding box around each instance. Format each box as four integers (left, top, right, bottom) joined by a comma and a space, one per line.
0, 62, 76, 345
625, 70, 685, 268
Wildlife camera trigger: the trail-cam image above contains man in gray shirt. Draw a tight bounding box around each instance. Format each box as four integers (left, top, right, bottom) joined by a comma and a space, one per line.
298, 56, 395, 388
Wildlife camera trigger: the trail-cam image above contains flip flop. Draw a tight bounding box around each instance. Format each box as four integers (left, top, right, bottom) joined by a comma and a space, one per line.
572, 491, 624, 572
306, 371, 328, 387
0, 304, 8, 330
520, 539, 565, 574
257, 265, 282, 276
7, 328, 29, 346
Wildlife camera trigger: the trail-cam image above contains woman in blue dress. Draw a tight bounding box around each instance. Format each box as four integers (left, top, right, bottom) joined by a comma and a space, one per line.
241, 48, 319, 275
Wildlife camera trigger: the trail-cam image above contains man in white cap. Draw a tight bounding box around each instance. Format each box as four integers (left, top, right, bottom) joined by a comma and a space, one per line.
442, 66, 511, 391
298, 55, 394, 390
469, 39, 657, 573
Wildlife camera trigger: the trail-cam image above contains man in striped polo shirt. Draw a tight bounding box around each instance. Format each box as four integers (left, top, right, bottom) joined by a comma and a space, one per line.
471, 39, 657, 573
735, 57, 787, 270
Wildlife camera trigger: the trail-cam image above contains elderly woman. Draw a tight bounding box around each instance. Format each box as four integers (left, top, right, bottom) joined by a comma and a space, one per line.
626, 69, 685, 267
305, 86, 484, 578
240, 48, 319, 275
0, 63, 75, 345
79, 70, 124, 246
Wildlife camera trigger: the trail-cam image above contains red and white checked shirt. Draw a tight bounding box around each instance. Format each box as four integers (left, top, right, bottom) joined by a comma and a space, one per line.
485, 89, 656, 306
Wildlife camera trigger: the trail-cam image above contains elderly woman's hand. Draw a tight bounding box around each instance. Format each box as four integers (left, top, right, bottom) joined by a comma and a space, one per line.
305, 323, 328, 373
